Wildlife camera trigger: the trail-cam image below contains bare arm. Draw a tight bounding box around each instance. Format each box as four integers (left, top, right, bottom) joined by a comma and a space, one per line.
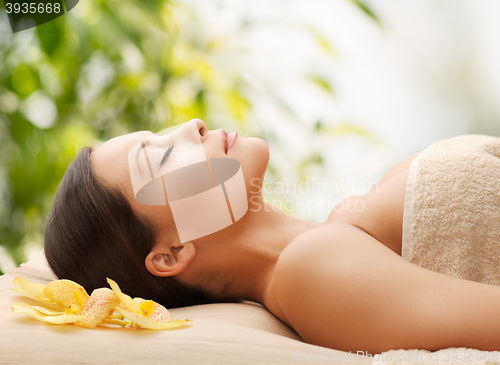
274, 222, 500, 354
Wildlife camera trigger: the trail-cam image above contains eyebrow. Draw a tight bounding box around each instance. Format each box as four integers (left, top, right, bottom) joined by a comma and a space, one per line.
136, 139, 150, 161
136, 140, 151, 177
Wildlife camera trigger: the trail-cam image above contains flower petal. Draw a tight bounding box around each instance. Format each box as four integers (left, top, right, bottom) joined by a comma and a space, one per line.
12, 303, 82, 324
102, 318, 129, 327
44, 279, 89, 312
12, 277, 53, 304
134, 297, 172, 323
114, 306, 162, 330
74, 288, 120, 329
114, 307, 192, 330
73, 290, 84, 308
111, 313, 124, 320
31, 306, 64, 316
106, 278, 139, 314
44, 313, 82, 324
158, 319, 192, 330
12, 303, 49, 322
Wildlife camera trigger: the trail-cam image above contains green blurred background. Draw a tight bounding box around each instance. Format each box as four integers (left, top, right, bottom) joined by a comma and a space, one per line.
0, 0, 379, 273
3, 0, 500, 274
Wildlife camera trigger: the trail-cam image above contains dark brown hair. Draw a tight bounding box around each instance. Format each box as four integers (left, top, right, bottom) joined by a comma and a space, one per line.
44, 146, 240, 308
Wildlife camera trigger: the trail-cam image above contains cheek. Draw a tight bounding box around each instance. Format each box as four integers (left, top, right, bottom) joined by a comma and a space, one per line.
130, 198, 177, 231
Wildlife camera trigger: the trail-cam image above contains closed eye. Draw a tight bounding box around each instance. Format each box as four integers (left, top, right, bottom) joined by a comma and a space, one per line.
159, 144, 174, 167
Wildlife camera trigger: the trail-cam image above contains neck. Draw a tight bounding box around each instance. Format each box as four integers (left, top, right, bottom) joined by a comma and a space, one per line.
195, 194, 323, 307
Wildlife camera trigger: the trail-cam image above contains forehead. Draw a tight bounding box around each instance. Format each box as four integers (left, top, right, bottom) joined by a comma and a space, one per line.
90, 130, 153, 190
97, 130, 153, 152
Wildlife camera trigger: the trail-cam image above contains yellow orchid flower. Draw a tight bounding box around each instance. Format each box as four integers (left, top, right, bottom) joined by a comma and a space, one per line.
106, 278, 191, 330
11, 276, 192, 330
12, 277, 122, 328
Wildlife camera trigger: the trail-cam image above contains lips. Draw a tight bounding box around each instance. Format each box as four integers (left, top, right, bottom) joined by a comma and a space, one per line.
220, 129, 238, 154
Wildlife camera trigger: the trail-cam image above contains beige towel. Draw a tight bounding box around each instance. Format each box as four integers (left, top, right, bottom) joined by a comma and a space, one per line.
402, 134, 500, 285
2, 251, 373, 365
1, 254, 489, 360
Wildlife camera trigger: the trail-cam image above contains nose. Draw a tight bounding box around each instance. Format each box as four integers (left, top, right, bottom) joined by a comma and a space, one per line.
146, 119, 208, 147
189, 118, 208, 140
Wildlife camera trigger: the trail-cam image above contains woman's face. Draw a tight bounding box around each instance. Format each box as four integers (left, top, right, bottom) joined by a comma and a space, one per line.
90, 119, 269, 242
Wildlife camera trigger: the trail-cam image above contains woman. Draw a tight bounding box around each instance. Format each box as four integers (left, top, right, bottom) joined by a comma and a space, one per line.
44, 118, 500, 354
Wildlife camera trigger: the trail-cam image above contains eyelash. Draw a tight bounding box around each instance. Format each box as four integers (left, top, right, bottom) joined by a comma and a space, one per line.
159, 144, 174, 167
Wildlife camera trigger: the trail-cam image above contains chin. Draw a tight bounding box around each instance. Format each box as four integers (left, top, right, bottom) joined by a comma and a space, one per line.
227, 136, 269, 193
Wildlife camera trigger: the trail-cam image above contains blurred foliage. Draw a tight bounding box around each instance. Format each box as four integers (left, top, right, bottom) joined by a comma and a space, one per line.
0, 0, 379, 273
351, 0, 381, 27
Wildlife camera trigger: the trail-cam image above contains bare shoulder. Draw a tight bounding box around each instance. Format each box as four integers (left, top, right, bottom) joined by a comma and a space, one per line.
273, 222, 500, 354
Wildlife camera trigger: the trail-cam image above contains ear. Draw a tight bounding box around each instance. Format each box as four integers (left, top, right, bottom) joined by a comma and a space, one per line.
145, 242, 196, 277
